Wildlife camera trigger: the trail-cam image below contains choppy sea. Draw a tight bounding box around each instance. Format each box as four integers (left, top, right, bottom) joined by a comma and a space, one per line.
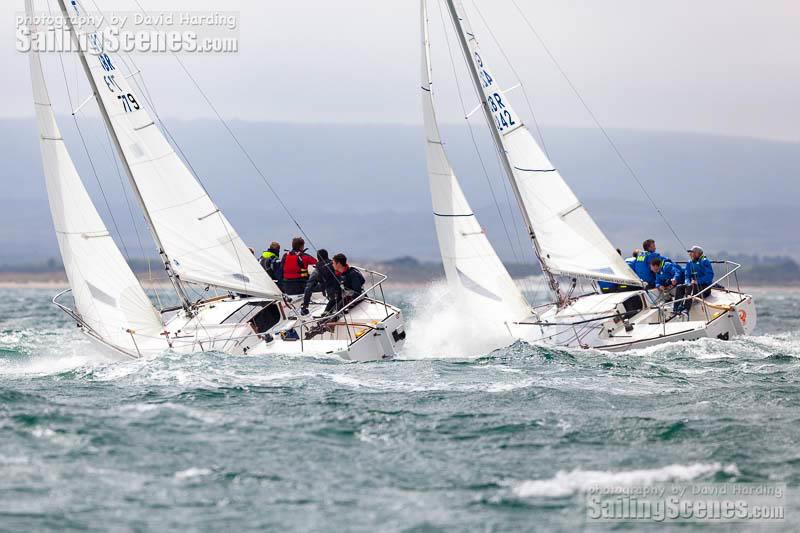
0, 285, 798, 531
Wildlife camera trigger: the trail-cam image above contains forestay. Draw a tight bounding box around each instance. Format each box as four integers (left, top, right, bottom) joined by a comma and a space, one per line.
448, 0, 641, 287
27, 0, 164, 350
59, 0, 281, 298
421, 0, 531, 321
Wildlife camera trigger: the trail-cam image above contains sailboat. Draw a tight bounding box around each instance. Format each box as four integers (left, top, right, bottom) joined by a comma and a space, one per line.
421, 0, 756, 351
27, 0, 406, 361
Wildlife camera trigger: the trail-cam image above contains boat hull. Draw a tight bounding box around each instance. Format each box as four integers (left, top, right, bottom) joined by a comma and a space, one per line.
511, 288, 756, 352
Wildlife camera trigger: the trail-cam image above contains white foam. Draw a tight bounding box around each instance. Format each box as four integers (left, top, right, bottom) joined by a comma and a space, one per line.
510, 463, 740, 498
0, 330, 116, 377
400, 281, 518, 359
174, 467, 212, 481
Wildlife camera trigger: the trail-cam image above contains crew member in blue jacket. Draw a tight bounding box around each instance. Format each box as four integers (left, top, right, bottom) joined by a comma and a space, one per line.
676, 245, 715, 314
650, 257, 684, 312
633, 239, 670, 289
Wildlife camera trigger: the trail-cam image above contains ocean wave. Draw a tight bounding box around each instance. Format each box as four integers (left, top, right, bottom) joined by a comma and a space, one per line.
508, 463, 740, 498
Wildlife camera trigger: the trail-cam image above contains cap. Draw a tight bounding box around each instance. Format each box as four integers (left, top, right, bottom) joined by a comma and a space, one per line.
687, 245, 704, 254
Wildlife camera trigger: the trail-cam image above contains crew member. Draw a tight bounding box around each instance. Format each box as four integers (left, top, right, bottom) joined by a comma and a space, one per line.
332, 253, 365, 305
626, 249, 639, 270
300, 249, 342, 316
280, 237, 318, 295
650, 257, 684, 312
259, 241, 281, 280
678, 245, 714, 313
633, 239, 670, 289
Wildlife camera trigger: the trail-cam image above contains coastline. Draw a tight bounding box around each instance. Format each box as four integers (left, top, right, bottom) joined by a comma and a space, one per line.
0, 272, 796, 292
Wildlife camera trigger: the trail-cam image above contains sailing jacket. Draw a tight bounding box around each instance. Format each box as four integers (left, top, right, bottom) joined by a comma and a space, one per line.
260, 248, 281, 280
684, 256, 714, 286
337, 265, 365, 294
281, 250, 318, 281
655, 261, 684, 288
633, 251, 671, 286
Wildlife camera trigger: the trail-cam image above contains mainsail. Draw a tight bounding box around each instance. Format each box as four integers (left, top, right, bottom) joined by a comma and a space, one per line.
444, 0, 641, 288
421, 0, 531, 321
58, 0, 282, 299
27, 0, 164, 351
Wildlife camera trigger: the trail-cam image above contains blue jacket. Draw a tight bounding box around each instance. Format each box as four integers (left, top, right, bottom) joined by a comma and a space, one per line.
633, 251, 674, 286
632, 252, 659, 285
655, 261, 684, 288
684, 256, 714, 286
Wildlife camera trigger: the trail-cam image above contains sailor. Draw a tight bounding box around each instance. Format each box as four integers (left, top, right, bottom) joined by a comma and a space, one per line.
332, 253, 365, 305
677, 245, 715, 313
626, 249, 640, 270
300, 249, 342, 316
280, 237, 318, 295
633, 239, 670, 289
650, 257, 684, 312
259, 241, 282, 280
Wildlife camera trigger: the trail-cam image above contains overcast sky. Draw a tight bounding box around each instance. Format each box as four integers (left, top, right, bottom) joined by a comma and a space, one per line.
4, 0, 800, 141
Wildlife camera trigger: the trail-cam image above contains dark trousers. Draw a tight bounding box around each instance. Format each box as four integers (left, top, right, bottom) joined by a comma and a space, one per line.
282, 279, 307, 295
302, 272, 322, 309
675, 284, 709, 313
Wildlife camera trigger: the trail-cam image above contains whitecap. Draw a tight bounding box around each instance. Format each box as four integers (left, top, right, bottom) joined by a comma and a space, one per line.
174, 467, 212, 481
509, 463, 740, 498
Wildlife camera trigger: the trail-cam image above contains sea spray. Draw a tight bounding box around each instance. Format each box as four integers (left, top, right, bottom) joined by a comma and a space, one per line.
400, 280, 518, 358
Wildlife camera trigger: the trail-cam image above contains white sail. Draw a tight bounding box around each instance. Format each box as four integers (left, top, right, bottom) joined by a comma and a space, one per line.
447, 0, 641, 287
27, 0, 164, 351
421, 0, 531, 321
59, 0, 281, 299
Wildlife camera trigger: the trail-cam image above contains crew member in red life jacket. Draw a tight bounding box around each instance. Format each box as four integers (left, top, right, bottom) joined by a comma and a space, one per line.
280, 237, 318, 295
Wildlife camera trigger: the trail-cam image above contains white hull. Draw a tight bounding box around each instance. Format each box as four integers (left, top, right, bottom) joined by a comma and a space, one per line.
511, 287, 756, 352
58, 289, 406, 363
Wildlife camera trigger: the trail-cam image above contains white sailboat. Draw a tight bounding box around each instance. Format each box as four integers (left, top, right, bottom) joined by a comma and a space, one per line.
28, 0, 406, 361
421, 0, 756, 351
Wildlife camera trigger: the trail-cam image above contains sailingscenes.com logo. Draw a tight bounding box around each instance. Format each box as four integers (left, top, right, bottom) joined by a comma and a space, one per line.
16, 10, 240, 54
585, 482, 786, 523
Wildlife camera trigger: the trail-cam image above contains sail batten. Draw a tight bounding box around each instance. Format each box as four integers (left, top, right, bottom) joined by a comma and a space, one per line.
444, 0, 643, 289
26, 0, 164, 351
57, 0, 282, 300
421, 0, 531, 323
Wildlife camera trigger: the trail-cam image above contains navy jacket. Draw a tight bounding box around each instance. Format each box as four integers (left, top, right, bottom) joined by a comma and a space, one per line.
339, 266, 365, 294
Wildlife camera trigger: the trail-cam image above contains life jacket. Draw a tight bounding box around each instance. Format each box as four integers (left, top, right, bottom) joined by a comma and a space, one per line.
281, 251, 315, 280
259, 250, 279, 274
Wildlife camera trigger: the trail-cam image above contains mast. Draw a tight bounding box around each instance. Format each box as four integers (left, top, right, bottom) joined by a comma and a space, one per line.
442, 0, 563, 303
57, 0, 193, 311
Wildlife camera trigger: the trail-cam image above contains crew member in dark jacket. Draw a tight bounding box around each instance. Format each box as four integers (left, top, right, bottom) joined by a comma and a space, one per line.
259, 241, 281, 280
300, 249, 342, 315
332, 253, 365, 305
280, 237, 318, 295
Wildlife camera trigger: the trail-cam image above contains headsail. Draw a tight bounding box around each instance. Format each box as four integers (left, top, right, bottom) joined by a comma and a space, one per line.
58, 0, 281, 299
444, 0, 641, 288
27, 0, 164, 351
421, 0, 531, 321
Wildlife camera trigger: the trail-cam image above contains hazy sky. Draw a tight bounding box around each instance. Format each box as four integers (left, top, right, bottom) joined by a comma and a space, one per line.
4, 0, 800, 141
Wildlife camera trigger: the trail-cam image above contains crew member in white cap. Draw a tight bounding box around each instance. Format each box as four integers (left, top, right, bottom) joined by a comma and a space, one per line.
676, 245, 714, 315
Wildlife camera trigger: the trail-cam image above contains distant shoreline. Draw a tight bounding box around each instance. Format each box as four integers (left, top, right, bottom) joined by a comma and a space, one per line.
0, 272, 796, 292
